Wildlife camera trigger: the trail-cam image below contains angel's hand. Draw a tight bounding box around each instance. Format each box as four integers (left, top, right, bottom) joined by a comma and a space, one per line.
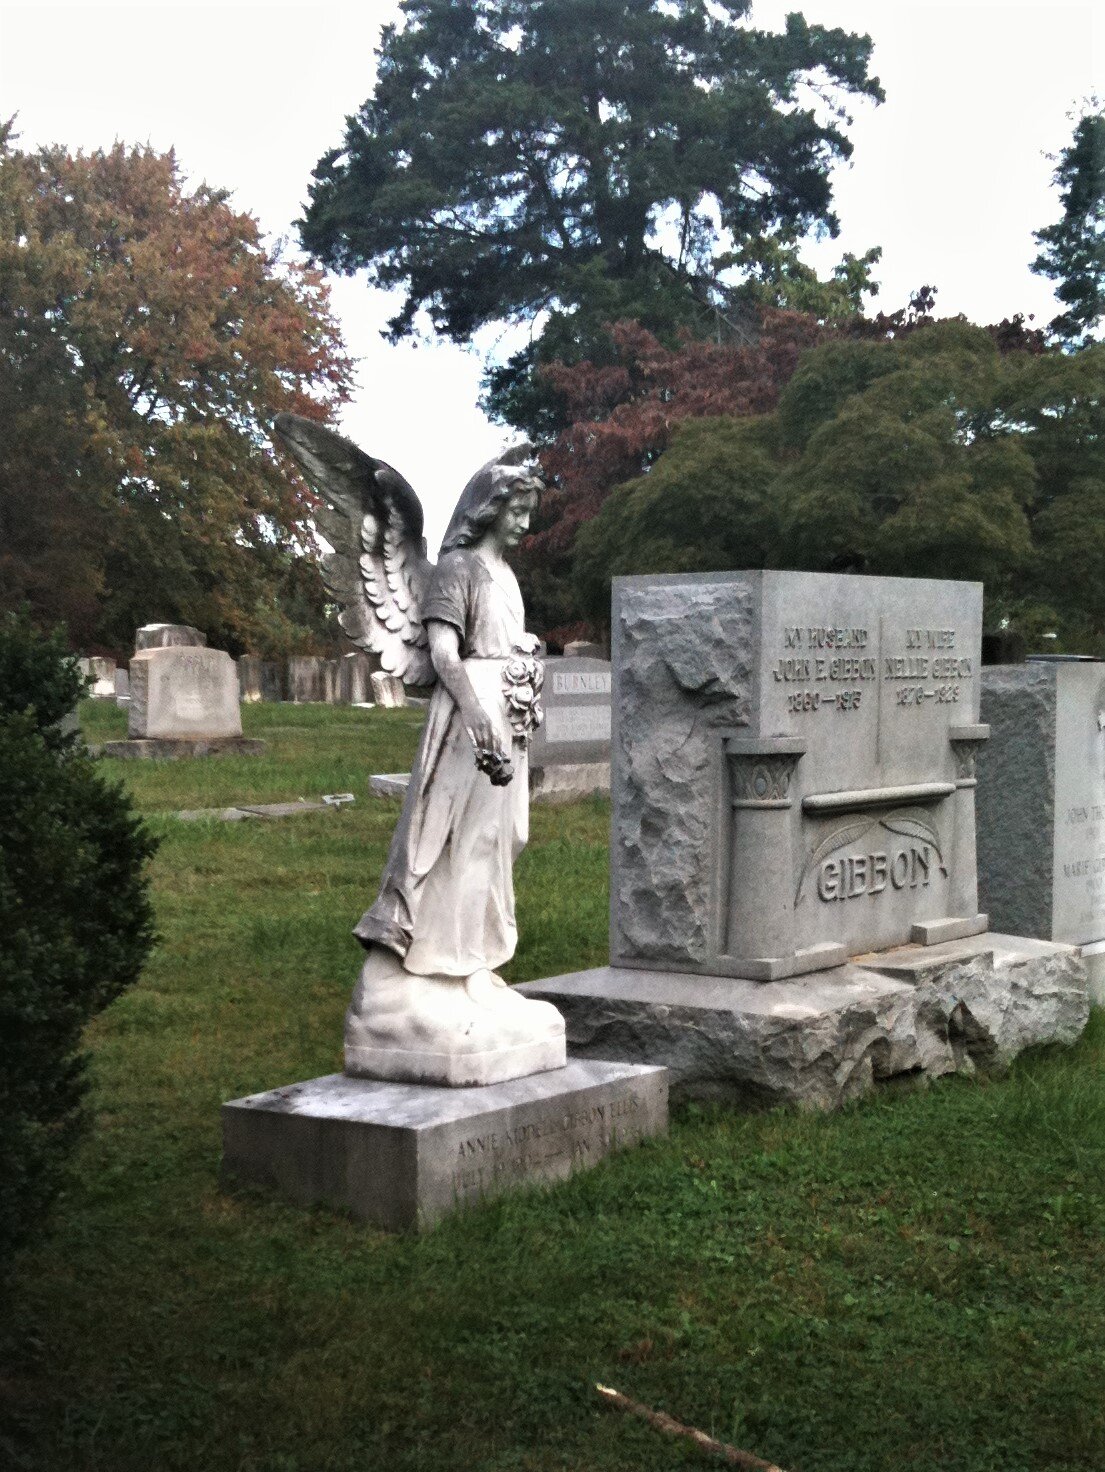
461, 700, 499, 755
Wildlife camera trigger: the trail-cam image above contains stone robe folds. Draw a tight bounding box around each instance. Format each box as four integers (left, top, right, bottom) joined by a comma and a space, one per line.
353, 549, 534, 977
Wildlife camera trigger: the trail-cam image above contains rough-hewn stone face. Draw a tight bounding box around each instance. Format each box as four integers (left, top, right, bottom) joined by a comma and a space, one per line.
611, 582, 753, 966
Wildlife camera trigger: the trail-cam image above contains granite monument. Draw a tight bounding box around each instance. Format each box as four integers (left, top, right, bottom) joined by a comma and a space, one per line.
521, 570, 1088, 1107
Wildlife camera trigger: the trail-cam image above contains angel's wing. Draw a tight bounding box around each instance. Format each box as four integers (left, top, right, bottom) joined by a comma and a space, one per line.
274, 413, 435, 686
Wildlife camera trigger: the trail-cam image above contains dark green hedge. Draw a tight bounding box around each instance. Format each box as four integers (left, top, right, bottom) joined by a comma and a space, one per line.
0, 614, 156, 1289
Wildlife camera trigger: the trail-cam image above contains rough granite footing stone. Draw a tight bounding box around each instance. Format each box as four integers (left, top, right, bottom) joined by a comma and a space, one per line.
101, 736, 266, 760
518, 933, 1089, 1111
220, 1059, 668, 1230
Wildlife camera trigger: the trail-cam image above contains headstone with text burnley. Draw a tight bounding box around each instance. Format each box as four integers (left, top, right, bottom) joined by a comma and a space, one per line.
520, 571, 1089, 1108
977, 660, 1105, 1000
528, 655, 611, 801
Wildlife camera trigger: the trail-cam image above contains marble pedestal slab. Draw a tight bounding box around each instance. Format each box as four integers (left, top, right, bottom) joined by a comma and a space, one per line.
221, 1059, 668, 1231
518, 934, 1089, 1112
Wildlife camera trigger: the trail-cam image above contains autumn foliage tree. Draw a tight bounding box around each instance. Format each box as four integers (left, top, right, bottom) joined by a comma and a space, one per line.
521, 310, 825, 635
0, 129, 354, 654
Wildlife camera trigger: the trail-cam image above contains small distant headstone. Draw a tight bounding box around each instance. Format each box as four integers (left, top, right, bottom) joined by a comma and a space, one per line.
288, 655, 323, 703
135, 623, 206, 651
339, 652, 375, 706
128, 647, 242, 739
78, 656, 117, 699
238, 656, 264, 703
563, 639, 604, 659
529, 655, 611, 770
371, 671, 407, 708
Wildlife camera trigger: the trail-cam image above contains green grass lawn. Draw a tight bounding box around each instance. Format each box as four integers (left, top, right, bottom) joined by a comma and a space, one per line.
4, 701, 1105, 1471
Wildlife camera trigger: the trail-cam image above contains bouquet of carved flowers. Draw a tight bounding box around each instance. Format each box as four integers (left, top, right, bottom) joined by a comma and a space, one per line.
501, 640, 545, 744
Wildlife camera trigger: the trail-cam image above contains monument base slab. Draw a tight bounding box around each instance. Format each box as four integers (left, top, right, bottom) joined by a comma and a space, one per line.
221, 1060, 668, 1231
529, 762, 610, 803
518, 934, 1089, 1112
100, 736, 266, 760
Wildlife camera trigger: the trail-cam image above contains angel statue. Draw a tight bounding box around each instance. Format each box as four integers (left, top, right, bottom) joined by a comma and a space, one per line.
274, 414, 566, 1088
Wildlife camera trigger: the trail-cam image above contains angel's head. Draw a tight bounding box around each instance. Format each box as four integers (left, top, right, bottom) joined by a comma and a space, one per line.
439, 446, 544, 556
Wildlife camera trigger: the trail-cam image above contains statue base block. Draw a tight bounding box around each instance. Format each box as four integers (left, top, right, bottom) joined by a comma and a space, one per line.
220, 1060, 668, 1231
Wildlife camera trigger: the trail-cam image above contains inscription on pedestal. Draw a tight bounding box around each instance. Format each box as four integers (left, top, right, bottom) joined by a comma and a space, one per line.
221, 1061, 668, 1231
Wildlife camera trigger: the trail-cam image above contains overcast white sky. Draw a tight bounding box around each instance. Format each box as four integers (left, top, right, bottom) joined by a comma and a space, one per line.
1, 0, 1101, 550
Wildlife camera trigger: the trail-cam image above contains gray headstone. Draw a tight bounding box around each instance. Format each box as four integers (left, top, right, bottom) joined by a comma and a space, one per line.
287, 655, 322, 703
610, 570, 987, 981
530, 656, 611, 769
339, 652, 375, 706
128, 647, 242, 740
978, 661, 1105, 949
135, 623, 206, 651
237, 656, 264, 703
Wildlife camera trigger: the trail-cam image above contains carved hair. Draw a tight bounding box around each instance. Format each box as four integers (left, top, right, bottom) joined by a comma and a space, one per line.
439, 446, 543, 554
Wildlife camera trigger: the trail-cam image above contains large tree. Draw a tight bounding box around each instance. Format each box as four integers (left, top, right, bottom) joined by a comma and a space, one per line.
0, 131, 354, 655
301, 0, 883, 427
1032, 106, 1105, 348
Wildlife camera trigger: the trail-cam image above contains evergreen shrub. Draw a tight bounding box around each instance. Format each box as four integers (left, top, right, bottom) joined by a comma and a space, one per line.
0, 613, 156, 1289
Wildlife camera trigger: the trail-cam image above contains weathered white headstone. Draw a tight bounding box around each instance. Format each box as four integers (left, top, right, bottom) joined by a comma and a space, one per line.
78, 656, 117, 699
237, 656, 264, 703
135, 623, 206, 651
339, 652, 375, 706
371, 670, 407, 708
978, 660, 1105, 998
128, 647, 242, 739
563, 639, 604, 659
